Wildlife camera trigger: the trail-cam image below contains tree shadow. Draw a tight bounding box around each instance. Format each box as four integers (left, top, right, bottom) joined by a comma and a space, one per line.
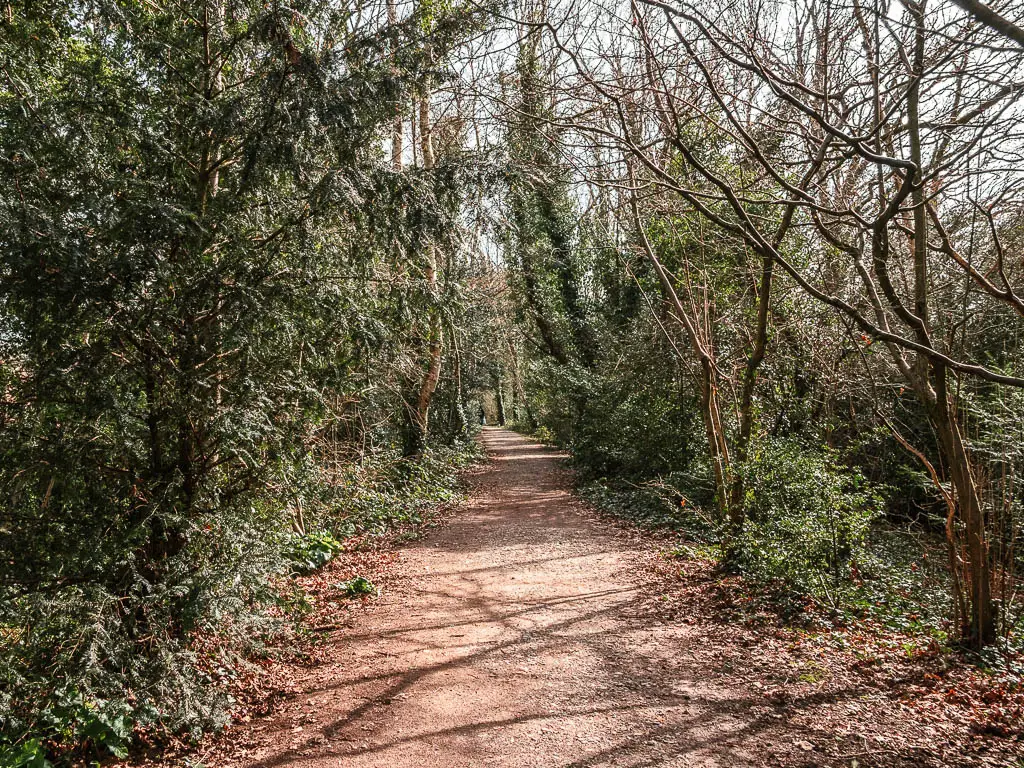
241, 429, 885, 767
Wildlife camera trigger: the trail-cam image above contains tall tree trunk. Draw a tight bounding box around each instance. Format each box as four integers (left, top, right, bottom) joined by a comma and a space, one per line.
907, 0, 991, 648
630, 190, 731, 519
508, 338, 526, 423
928, 365, 995, 647
450, 337, 469, 438
520, 254, 570, 364
494, 364, 507, 426
387, 0, 402, 171
728, 251, 772, 529
402, 90, 443, 456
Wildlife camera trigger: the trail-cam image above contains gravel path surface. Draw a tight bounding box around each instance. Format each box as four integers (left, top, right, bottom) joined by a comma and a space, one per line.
230, 428, 774, 767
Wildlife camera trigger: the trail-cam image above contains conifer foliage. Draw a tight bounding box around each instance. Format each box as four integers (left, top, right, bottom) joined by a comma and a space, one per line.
2, 0, 1024, 762
0, 0, 480, 757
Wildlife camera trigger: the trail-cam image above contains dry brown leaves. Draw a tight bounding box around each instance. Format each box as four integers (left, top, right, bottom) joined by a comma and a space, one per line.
634, 550, 1023, 768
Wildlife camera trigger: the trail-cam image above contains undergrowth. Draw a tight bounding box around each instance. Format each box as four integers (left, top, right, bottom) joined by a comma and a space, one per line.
578, 450, 947, 634
0, 441, 481, 768
583, 466, 1022, 664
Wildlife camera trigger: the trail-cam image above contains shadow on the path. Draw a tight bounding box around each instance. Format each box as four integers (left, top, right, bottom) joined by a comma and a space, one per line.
245, 428, 856, 768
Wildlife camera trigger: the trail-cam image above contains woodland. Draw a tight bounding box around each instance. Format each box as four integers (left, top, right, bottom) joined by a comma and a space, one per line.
1, 0, 1023, 764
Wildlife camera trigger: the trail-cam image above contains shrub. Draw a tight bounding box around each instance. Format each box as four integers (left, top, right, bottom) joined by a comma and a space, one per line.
286, 532, 345, 574
0, 689, 136, 768
578, 470, 717, 536
318, 442, 482, 539
0, 441, 480, 763
337, 577, 377, 598
732, 438, 884, 604
0, 739, 50, 768
532, 426, 557, 444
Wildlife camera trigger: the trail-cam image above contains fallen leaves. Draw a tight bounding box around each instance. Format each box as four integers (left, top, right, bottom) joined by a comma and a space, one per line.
632, 548, 1024, 768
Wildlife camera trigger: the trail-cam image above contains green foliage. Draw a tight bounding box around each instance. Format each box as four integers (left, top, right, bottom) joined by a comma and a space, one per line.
41, 690, 134, 759
0, 0, 483, 760
531, 426, 556, 444
0, 740, 51, 768
579, 474, 715, 536
0, 690, 133, 767
286, 533, 345, 574
851, 528, 952, 634
321, 443, 482, 539
503, 30, 595, 369
567, 363, 704, 483
731, 438, 884, 603
337, 577, 377, 598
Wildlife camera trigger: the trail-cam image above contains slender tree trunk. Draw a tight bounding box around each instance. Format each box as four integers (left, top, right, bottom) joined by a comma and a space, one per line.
520, 257, 570, 364
905, 0, 991, 647
387, 0, 402, 171
927, 365, 995, 646
629, 189, 731, 519
494, 364, 507, 426
728, 251, 773, 528
508, 338, 525, 423
402, 90, 443, 456
699, 357, 731, 520
452, 340, 469, 438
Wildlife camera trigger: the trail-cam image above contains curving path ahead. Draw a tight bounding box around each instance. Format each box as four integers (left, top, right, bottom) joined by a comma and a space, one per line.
229, 428, 773, 767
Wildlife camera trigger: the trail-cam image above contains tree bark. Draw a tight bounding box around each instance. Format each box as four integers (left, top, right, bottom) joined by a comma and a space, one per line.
629, 189, 731, 520
402, 89, 443, 456
494, 364, 507, 426
387, 0, 403, 170
927, 366, 996, 646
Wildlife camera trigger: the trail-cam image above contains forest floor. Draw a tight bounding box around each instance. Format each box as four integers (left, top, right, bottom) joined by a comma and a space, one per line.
183, 428, 1020, 768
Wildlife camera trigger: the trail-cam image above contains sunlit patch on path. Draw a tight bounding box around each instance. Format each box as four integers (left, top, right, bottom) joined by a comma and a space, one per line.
219, 428, 804, 767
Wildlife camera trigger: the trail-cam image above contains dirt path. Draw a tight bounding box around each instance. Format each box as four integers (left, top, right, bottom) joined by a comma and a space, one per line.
222, 428, 804, 767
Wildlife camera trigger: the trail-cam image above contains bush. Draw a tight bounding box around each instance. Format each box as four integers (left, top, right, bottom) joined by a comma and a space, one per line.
0, 441, 480, 763
286, 532, 345, 574
0, 739, 49, 768
521, 330, 701, 482
337, 577, 377, 598
0, 689, 136, 768
319, 442, 482, 539
732, 438, 884, 604
565, 362, 702, 481
578, 471, 717, 535
0, 494, 285, 757
532, 426, 557, 444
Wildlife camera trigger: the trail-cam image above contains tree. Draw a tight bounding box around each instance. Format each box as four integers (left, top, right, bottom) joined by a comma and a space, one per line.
502, 0, 1024, 647
0, 0, 480, 743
